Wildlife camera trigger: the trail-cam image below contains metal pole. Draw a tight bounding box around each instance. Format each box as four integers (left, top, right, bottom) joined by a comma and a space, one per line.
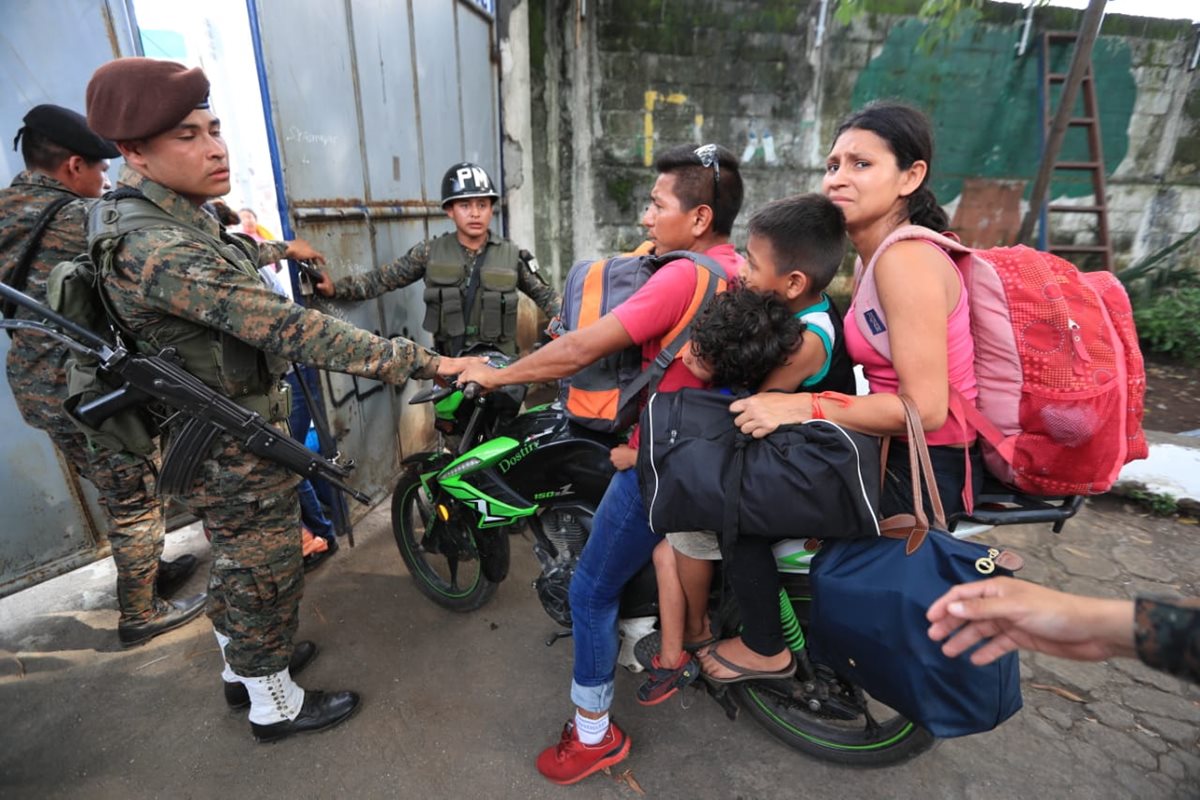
1016, 0, 1108, 245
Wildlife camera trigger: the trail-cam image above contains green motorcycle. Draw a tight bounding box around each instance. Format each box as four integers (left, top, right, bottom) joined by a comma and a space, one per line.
390, 354, 1081, 766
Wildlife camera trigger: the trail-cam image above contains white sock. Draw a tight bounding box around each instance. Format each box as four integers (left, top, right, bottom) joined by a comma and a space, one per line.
213, 629, 239, 683
575, 711, 609, 746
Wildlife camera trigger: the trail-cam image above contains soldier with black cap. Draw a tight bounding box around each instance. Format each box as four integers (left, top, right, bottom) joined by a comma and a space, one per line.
85, 57, 476, 742
0, 103, 206, 646
314, 161, 559, 357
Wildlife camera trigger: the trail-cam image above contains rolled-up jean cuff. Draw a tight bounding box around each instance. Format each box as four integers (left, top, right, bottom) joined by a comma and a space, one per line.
570, 679, 614, 714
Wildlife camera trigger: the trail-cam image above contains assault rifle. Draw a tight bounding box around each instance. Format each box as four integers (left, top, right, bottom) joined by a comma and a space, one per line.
0, 281, 371, 505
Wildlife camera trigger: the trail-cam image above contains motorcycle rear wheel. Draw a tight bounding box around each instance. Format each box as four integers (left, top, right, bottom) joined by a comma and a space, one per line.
391, 469, 497, 612
732, 673, 937, 766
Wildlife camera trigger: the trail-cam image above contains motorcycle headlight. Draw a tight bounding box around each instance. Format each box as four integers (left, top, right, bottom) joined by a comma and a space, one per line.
440, 457, 482, 479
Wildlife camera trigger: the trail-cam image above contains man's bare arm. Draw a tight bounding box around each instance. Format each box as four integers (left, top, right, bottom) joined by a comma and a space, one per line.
458, 313, 633, 389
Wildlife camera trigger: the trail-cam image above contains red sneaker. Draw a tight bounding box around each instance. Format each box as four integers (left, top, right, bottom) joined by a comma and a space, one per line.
637, 652, 700, 706
535, 719, 631, 785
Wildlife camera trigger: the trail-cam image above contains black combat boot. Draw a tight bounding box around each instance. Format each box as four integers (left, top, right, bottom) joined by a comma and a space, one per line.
224, 641, 319, 709
251, 691, 360, 743
117, 594, 207, 647
155, 554, 199, 598
243, 671, 361, 743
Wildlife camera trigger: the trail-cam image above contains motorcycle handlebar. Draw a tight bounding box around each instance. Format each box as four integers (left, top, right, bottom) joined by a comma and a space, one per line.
461, 382, 484, 401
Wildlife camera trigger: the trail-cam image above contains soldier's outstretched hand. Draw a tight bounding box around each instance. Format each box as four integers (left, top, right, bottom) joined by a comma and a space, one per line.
313, 270, 336, 298
285, 237, 327, 265
927, 577, 1136, 665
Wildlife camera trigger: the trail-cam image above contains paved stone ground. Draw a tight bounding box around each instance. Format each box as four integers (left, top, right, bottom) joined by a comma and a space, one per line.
0, 494, 1196, 798
989, 495, 1200, 797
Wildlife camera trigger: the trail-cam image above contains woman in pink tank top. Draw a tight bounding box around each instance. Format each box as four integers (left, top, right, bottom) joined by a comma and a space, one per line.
701, 102, 984, 683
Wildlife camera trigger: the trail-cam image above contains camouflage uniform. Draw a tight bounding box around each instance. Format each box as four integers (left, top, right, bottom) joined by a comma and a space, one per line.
332, 230, 559, 355
1135, 596, 1200, 686
0, 171, 164, 625
103, 167, 440, 676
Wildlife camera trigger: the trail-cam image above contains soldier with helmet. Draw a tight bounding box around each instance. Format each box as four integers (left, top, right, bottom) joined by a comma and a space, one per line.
0, 103, 205, 647
315, 162, 559, 356
84, 57, 475, 742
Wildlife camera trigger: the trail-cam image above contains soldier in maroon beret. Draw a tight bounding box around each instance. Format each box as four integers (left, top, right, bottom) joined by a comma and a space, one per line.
85, 58, 476, 742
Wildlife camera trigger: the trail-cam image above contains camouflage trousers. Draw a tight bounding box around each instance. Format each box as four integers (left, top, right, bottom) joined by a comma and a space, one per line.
179, 428, 304, 678
7, 360, 164, 625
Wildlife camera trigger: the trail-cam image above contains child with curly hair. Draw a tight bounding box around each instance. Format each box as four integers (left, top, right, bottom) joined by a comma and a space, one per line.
637, 193, 855, 705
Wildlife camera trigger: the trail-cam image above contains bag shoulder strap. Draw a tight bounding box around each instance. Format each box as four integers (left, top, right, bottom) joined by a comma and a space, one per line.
617, 250, 729, 405
89, 189, 227, 261
87, 190, 225, 348
878, 395, 946, 554
853, 225, 974, 363
2, 195, 77, 325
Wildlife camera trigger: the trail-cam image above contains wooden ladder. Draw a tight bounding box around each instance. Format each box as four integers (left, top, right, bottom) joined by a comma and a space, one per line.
1038, 30, 1113, 271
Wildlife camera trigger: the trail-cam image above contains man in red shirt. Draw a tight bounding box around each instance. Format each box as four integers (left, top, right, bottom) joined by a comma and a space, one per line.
458, 143, 744, 784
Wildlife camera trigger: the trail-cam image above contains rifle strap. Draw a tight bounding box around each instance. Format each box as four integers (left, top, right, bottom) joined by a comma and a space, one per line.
291, 363, 354, 545
452, 250, 485, 356
2, 194, 76, 332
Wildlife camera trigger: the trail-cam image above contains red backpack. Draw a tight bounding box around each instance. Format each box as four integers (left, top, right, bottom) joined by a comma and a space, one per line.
853, 225, 1147, 496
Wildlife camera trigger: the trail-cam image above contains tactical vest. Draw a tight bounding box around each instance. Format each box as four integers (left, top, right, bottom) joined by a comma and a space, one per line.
422, 233, 520, 355
90, 195, 291, 422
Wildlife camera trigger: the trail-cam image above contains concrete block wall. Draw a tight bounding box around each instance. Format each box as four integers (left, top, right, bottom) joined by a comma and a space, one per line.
509, 0, 1199, 283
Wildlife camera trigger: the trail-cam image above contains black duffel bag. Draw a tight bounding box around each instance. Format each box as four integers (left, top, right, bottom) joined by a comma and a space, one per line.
636, 388, 882, 554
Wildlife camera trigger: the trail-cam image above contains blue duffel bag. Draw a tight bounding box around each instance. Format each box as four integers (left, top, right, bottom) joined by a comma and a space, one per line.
807, 397, 1024, 739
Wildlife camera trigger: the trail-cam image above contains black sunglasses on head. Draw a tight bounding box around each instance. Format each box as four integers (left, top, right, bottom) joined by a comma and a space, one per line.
694, 144, 720, 205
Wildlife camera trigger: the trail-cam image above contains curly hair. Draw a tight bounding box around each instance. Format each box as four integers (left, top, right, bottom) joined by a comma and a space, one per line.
690, 285, 804, 391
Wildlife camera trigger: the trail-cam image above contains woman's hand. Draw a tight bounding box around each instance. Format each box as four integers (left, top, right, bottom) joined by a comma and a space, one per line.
729, 392, 811, 438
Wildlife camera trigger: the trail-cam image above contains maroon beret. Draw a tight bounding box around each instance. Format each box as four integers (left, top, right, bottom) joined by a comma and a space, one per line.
86, 58, 210, 141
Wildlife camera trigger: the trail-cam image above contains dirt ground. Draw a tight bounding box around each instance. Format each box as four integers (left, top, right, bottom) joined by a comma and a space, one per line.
1143, 355, 1200, 435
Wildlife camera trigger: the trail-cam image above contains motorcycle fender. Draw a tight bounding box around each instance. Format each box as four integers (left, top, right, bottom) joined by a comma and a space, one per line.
476, 527, 511, 583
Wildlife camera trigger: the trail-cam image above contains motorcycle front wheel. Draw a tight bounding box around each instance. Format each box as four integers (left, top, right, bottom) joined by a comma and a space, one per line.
391, 469, 498, 612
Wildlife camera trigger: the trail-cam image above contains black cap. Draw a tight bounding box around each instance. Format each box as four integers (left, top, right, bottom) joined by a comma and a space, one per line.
13, 104, 120, 159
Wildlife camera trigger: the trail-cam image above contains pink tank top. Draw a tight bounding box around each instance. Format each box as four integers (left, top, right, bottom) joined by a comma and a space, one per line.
845, 242, 977, 446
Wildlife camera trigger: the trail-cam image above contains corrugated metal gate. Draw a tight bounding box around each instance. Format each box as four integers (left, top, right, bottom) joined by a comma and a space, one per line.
0, 0, 141, 597
249, 0, 503, 508
0, 0, 503, 594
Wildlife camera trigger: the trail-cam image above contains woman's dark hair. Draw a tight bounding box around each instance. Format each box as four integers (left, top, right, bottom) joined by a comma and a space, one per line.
690, 285, 804, 391
833, 101, 949, 231
653, 143, 744, 236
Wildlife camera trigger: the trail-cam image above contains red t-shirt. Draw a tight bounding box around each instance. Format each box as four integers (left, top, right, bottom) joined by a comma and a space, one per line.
611, 243, 744, 447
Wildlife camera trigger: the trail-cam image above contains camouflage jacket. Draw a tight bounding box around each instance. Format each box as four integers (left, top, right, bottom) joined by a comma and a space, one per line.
332, 230, 560, 318
102, 167, 440, 384
0, 171, 91, 389
1135, 596, 1200, 685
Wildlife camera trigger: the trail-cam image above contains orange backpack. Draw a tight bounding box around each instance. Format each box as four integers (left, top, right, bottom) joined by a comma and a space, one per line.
552, 244, 729, 433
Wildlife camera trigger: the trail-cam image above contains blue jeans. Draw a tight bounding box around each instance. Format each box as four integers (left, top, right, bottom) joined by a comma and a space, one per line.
569, 468, 662, 713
